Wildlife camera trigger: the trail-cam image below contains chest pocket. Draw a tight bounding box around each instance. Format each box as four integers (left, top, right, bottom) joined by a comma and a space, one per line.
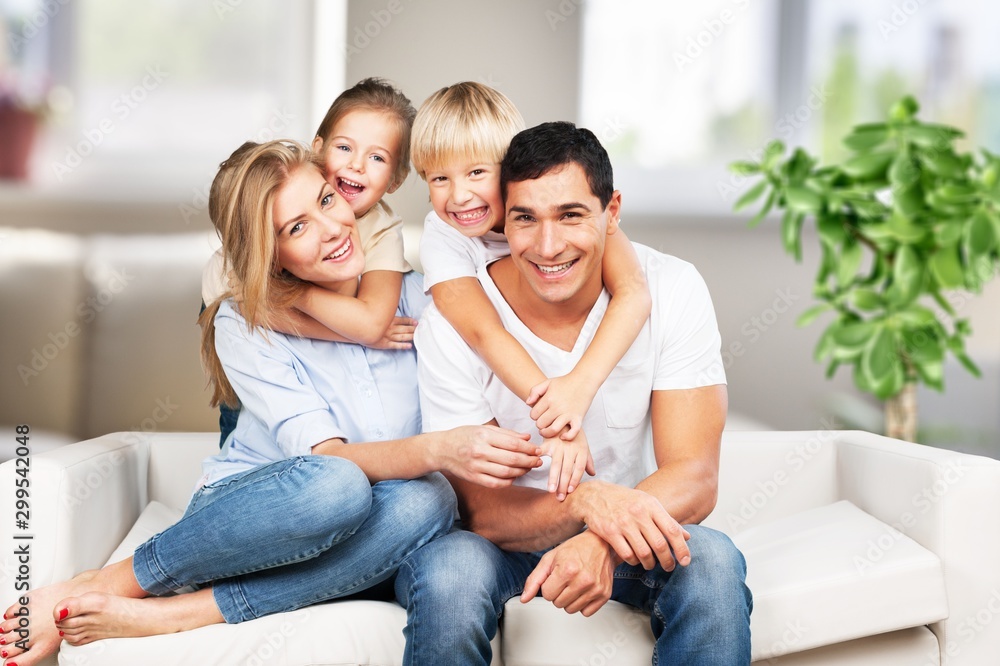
601, 363, 653, 429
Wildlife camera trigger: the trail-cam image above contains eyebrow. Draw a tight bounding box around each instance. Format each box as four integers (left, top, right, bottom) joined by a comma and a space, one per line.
276, 183, 329, 235
507, 202, 592, 216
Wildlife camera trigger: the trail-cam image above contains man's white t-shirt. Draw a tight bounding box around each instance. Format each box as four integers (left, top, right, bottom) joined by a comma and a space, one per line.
415, 243, 726, 491
419, 210, 510, 293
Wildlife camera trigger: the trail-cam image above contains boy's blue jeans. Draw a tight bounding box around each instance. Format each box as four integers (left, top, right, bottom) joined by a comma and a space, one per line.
395, 526, 753, 665
132, 455, 456, 622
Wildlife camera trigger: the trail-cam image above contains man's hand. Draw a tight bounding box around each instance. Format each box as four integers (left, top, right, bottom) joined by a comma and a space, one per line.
541, 430, 596, 501
520, 530, 617, 616
431, 425, 542, 488
568, 480, 691, 571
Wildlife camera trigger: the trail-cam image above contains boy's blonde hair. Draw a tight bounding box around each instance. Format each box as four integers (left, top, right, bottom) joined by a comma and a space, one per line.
410, 82, 525, 179
314, 77, 416, 189
199, 139, 323, 407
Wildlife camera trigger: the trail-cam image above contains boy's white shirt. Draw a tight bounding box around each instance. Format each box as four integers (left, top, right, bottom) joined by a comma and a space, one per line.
201, 200, 410, 305
418, 210, 510, 294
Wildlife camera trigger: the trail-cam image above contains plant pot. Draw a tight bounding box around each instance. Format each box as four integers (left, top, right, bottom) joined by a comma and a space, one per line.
0, 103, 39, 181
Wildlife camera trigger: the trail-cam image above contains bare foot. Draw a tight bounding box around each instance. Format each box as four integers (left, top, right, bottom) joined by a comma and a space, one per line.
56, 589, 222, 645
0, 569, 99, 666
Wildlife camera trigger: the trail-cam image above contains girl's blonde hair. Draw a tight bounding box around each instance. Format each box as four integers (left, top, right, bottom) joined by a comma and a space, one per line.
410, 82, 525, 179
198, 139, 324, 407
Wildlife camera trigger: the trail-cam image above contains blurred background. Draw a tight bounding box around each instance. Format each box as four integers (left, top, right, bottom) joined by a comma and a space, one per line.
1, 0, 997, 458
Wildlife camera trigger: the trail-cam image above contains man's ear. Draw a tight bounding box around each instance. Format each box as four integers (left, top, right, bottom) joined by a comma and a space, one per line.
605, 190, 623, 236
311, 135, 325, 154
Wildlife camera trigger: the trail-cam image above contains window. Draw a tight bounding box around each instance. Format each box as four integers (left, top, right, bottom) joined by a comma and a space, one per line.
580, 1, 1000, 215
4, 0, 333, 199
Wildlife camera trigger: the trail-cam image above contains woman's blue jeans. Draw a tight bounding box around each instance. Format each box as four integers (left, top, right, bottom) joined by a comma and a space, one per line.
395, 526, 752, 665
132, 455, 457, 623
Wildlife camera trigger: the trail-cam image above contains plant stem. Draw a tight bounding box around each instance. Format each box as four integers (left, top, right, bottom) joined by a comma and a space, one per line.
885, 381, 918, 442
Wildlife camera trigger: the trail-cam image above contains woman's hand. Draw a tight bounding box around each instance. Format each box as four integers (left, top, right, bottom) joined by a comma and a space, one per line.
367, 316, 417, 350
430, 425, 542, 488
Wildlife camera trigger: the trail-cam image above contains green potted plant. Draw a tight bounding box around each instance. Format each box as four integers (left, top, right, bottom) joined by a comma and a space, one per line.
731, 96, 1000, 442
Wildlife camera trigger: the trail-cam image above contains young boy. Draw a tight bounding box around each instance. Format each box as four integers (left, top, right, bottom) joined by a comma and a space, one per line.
410, 82, 652, 500
202, 78, 418, 443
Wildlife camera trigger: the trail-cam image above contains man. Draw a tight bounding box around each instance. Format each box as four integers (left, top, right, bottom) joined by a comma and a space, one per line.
396, 121, 752, 665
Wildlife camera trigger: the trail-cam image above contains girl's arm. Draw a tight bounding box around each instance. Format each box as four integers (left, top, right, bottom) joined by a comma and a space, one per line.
432, 277, 592, 500
289, 269, 404, 346
528, 230, 651, 438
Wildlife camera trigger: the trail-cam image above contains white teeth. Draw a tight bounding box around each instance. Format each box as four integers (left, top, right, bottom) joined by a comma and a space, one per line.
340, 178, 363, 188
453, 208, 485, 221
536, 261, 573, 274
327, 238, 351, 260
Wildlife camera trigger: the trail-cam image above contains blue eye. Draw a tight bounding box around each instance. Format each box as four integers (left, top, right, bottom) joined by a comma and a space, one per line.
337, 145, 350, 152
290, 222, 304, 235
372, 155, 386, 163
322, 193, 334, 206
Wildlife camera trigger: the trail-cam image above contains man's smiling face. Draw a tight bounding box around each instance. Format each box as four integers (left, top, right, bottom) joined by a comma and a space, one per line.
504, 162, 621, 307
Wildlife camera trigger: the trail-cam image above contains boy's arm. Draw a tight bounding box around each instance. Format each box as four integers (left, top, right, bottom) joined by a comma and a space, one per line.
529, 230, 651, 438
433, 276, 592, 499
293, 269, 404, 346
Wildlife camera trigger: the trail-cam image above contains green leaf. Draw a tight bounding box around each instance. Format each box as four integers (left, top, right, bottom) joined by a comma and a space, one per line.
886, 213, 927, 243
781, 210, 805, 261
747, 189, 775, 228
837, 241, 863, 287
955, 350, 982, 378
914, 359, 944, 391
814, 325, 837, 361
890, 96, 920, 122
902, 123, 963, 148
832, 320, 875, 355
889, 154, 920, 188
935, 220, 965, 246
965, 209, 997, 257
729, 160, 761, 176
893, 182, 925, 218
817, 216, 848, 248
785, 186, 823, 214
862, 326, 905, 400
825, 359, 841, 379
888, 244, 923, 305
919, 150, 965, 178
797, 303, 833, 327
850, 287, 882, 311
762, 140, 785, 171
842, 151, 894, 180
929, 245, 965, 289
896, 305, 936, 328
844, 126, 890, 152
931, 290, 957, 316
902, 327, 944, 364
734, 181, 768, 211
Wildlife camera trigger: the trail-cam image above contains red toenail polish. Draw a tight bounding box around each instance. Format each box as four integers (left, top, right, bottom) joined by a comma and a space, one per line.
1, 649, 6, 657
59, 630, 65, 636
59, 607, 69, 621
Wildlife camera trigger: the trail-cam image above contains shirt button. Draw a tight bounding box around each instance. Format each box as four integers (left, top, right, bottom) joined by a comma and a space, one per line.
365, 389, 373, 397
374, 429, 384, 438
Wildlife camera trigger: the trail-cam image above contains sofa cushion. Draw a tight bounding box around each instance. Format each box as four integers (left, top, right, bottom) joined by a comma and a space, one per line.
733, 500, 948, 661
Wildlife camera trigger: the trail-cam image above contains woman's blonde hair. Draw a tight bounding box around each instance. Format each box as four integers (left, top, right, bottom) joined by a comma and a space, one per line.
198, 139, 324, 407
410, 82, 525, 179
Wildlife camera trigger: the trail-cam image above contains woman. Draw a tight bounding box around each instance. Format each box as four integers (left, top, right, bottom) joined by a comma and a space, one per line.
2, 140, 542, 666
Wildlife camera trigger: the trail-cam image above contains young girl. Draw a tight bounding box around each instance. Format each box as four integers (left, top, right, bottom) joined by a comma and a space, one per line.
1, 141, 540, 666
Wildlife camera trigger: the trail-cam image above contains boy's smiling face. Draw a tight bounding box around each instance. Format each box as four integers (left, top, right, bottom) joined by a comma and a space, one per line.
314, 109, 402, 218
424, 159, 505, 238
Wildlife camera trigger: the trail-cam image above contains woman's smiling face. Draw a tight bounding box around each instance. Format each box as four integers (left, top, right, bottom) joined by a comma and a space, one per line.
272, 164, 365, 287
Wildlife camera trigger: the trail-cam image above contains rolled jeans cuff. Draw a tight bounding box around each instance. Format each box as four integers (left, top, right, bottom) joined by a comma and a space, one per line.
132, 536, 186, 597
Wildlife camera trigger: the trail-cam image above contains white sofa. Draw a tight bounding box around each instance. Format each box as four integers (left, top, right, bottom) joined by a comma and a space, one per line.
3, 429, 998, 665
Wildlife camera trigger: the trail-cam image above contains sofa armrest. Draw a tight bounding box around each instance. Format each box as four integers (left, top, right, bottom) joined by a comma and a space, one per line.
832, 431, 1000, 666
0, 432, 150, 604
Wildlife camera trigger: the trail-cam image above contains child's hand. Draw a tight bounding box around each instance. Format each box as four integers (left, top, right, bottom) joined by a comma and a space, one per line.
541, 429, 596, 501
527, 375, 594, 440
368, 316, 417, 350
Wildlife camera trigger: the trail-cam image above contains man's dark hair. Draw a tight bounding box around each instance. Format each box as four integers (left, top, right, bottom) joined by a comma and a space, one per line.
501, 121, 614, 209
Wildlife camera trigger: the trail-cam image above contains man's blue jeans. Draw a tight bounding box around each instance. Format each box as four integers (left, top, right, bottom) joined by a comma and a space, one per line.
132, 455, 457, 622
395, 526, 752, 665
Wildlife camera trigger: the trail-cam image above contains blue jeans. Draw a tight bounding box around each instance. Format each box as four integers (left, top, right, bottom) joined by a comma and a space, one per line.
132, 455, 457, 623
395, 525, 752, 665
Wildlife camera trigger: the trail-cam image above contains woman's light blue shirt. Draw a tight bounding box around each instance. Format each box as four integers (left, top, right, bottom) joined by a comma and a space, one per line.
199, 272, 430, 487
